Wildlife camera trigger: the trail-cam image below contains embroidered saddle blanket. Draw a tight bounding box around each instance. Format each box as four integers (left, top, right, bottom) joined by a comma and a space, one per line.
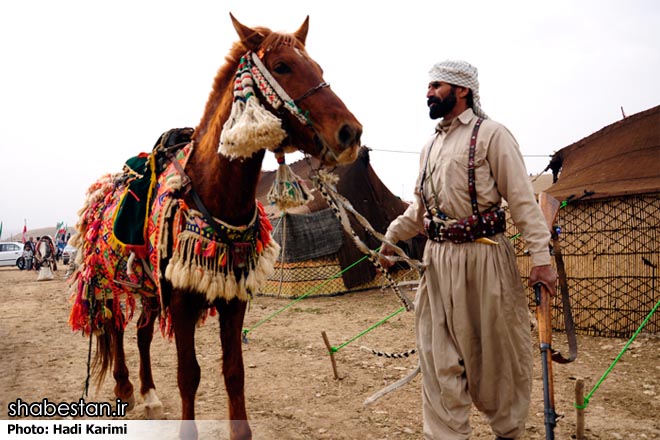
68, 141, 279, 335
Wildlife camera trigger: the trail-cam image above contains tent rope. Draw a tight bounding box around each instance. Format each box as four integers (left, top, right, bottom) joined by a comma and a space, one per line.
574, 297, 660, 410
327, 306, 406, 354
242, 250, 373, 342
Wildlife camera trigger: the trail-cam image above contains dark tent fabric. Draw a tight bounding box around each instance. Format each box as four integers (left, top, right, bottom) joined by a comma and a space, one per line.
546, 105, 660, 201
271, 209, 344, 262
257, 147, 425, 289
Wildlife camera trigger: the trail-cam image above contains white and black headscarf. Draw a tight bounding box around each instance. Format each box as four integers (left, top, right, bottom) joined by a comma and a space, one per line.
428, 60, 488, 119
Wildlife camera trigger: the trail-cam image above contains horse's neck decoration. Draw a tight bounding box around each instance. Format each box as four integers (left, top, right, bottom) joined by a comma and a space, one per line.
164, 190, 280, 304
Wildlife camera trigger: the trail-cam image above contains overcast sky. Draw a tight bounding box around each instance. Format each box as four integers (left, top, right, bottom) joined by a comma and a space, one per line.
1, 0, 658, 238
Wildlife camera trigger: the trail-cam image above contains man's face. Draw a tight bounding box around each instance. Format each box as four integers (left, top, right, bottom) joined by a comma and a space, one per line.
427, 81, 457, 120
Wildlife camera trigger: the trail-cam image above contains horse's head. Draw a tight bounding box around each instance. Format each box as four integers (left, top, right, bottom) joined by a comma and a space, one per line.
228, 14, 362, 166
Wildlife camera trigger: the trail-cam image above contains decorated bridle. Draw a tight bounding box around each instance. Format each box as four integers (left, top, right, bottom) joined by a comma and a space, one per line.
218, 50, 333, 161
250, 51, 329, 126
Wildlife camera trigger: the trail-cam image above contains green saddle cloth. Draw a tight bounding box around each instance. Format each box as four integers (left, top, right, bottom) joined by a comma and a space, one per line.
113, 153, 156, 256
112, 127, 193, 257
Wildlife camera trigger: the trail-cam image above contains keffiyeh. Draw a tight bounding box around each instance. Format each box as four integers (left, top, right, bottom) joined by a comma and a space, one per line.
428, 60, 488, 119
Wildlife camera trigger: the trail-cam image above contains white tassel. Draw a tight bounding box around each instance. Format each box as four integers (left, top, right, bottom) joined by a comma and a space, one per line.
190, 265, 202, 288
198, 271, 212, 294
225, 273, 238, 299
164, 257, 175, 281
219, 98, 286, 159
237, 275, 248, 301
207, 277, 221, 303
267, 151, 314, 210
246, 268, 258, 292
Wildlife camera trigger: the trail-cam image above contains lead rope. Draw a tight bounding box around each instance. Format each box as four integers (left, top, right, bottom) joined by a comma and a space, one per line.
313, 169, 423, 312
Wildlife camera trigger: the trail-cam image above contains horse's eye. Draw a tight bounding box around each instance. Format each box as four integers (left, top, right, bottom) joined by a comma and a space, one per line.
273, 62, 291, 74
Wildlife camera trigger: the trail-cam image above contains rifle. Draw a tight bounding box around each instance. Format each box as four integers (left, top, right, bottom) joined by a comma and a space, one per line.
536, 192, 579, 440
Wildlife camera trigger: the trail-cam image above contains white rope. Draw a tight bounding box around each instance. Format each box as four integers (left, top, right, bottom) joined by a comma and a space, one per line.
363, 363, 421, 406
314, 169, 423, 311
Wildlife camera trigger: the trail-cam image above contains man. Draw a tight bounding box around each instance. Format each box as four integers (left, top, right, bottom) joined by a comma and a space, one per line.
380, 60, 556, 439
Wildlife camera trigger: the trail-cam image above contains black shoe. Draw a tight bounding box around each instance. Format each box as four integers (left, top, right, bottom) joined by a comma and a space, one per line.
495, 437, 514, 440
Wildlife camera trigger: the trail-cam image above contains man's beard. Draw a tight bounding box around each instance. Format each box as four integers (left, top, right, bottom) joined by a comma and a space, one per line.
428, 88, 457, 119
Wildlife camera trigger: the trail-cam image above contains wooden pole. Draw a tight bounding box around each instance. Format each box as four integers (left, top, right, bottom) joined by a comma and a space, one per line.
321, 331, 340, 380
575, 378, 585, 440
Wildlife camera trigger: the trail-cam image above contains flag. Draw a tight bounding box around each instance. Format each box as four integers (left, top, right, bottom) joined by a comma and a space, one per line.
22, 221, 27, 244
55, 221, 64, 240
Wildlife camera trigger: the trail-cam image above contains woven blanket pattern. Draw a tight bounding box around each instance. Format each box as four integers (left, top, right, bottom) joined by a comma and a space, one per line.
69, 143, 280, 334
69, 146, 190, 335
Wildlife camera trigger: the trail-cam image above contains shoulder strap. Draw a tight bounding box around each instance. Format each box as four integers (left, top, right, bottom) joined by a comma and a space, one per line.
418, 133, 439, 217
468, 118, 484, 216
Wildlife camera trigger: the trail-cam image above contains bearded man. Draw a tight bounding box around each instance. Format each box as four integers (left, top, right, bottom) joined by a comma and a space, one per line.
379, 60, 556, 439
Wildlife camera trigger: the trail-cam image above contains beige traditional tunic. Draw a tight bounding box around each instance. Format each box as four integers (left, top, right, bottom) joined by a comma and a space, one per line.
385, 108, 551, 439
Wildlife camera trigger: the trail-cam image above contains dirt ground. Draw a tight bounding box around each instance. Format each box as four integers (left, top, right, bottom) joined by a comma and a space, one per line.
1, 265, 659, 439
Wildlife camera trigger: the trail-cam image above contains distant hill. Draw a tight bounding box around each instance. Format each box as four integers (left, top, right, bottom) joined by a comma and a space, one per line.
7, 227, 77, 242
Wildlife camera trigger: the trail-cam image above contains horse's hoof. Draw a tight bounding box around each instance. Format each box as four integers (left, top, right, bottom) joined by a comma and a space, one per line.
142, 389, 164, 419
144, 401, 164, 419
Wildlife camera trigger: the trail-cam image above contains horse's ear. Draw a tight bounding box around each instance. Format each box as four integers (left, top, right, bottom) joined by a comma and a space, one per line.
294, 16, 310, 45
229, 13, 265, 50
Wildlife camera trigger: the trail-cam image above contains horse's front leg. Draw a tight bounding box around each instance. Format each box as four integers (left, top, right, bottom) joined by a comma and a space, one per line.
217, 297, 252, 440
105, 318, 135, 411
171, 290, 205, 440
137, 296, 163, 418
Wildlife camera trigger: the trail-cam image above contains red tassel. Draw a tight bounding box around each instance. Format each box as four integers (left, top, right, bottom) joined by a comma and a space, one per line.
203, 241, 217, 258
194, 241, 202, 255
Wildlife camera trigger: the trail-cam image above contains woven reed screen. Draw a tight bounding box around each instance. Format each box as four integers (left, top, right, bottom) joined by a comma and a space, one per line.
508, 194, 660, 338
260, 255, 420, 298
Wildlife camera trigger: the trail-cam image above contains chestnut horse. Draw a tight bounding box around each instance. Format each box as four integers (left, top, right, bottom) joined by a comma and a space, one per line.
68, 14, 361, 440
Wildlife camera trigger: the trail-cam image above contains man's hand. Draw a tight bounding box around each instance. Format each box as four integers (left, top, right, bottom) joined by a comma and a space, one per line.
528, 264, 557, 296
378, 242, 396, 270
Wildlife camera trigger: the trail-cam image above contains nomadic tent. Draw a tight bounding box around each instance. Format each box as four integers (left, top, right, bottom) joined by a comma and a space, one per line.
255, 147, 424, 297
514, 105, 660, 337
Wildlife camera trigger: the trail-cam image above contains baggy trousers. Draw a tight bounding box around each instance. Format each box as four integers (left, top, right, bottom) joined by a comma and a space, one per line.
416, 234, 533, 439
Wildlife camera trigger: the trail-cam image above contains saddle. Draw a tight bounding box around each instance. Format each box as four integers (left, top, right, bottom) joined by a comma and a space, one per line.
112, 128, 194, 257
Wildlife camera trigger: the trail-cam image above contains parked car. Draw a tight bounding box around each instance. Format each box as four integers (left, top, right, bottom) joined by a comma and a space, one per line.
0, 242, 25, 267
62, 243, 78, 265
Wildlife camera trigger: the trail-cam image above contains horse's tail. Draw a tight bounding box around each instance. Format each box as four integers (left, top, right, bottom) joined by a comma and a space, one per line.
91, 320, 115, 391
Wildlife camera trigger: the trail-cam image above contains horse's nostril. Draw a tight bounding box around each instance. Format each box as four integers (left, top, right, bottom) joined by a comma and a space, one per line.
338, 124, 361, 147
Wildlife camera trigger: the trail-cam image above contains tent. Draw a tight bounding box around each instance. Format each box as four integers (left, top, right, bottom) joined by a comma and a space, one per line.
255, 147, 425, 297
514, 105, 660, 337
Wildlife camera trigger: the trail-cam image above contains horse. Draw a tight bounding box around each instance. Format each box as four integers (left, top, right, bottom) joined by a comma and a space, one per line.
67, 13, 362, 440
35, 235, 57, 280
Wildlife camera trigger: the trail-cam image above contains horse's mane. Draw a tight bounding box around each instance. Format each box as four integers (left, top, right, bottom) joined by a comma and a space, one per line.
193, 27, 305, 153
